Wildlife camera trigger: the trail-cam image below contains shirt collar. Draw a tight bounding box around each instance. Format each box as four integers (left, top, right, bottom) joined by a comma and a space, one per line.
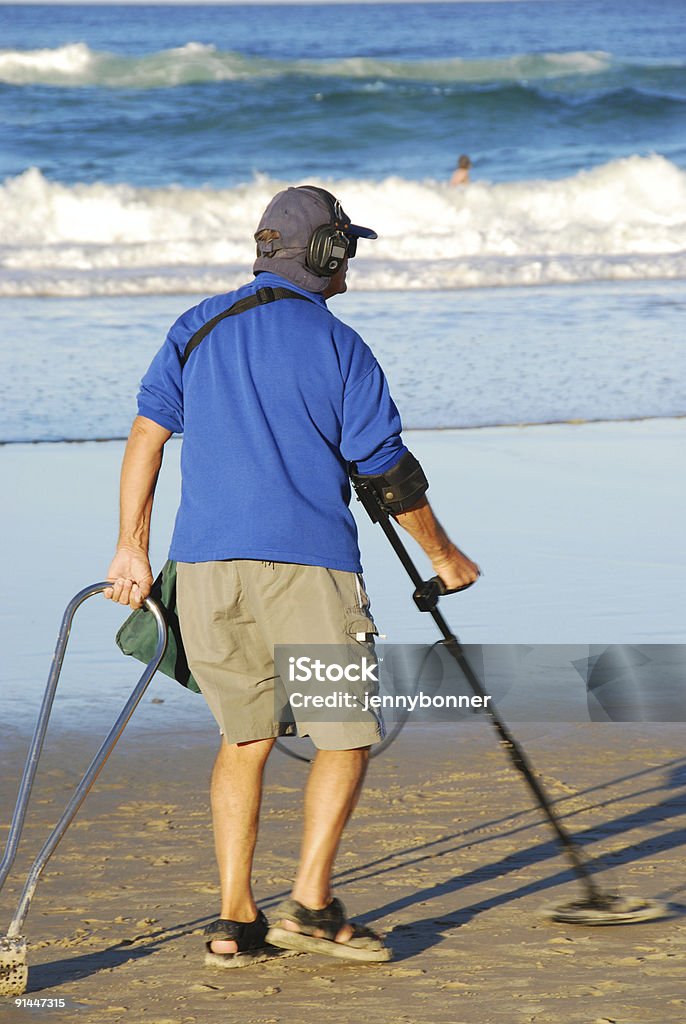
252, 272, 328, 308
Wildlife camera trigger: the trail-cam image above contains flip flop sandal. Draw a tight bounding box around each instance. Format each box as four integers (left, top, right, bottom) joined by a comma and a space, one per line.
266, 898, 391, 962
204, 911, 300, 968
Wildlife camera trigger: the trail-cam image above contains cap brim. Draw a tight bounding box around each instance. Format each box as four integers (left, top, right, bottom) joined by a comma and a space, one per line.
346, 223, 377, 240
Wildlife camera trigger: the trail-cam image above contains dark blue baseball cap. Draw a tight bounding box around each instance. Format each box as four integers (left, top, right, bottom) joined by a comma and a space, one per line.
254, 185, 377, 293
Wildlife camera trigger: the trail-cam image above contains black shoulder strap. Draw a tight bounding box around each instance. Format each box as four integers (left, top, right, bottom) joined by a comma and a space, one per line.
181, 286, 316, 368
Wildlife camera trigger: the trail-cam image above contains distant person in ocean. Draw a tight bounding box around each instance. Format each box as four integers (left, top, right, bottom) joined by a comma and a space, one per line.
450, 154, 472, 186
105, 185, 480, 968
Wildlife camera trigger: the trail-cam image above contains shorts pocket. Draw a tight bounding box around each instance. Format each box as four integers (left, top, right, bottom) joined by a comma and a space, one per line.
346, 617, 379, 646
345, 573, 378, 648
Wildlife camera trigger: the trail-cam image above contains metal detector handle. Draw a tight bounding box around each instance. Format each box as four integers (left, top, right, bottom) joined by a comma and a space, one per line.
413, 575, 476, 612
0, 583, 167, 931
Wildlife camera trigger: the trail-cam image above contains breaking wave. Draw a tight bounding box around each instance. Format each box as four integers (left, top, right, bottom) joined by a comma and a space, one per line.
1, 42, 685, 93
2, 155, 686, 296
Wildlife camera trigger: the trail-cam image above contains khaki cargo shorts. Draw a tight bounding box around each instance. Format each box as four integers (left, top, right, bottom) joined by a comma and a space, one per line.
176, 560, 384, 750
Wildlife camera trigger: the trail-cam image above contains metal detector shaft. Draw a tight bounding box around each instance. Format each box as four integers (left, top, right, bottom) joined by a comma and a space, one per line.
353, 481, 604, 903
439, 637, 602, 898
1, 584, 167, 938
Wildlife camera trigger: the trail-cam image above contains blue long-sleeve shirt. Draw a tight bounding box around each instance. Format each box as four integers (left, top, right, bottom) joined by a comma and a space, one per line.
137, 272, 407, 571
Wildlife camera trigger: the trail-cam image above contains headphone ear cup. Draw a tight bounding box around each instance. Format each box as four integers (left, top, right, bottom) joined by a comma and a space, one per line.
307, 226, 336, 277
307, 226, 348, 277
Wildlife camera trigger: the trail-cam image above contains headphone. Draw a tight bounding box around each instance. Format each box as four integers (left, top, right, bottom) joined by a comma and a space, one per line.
299, 186, 354, 278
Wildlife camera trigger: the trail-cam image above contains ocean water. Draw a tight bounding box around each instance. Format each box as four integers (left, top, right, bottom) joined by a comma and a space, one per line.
1, 282, 685, 442
1, 1, 686, 304
0, 1, 685, 442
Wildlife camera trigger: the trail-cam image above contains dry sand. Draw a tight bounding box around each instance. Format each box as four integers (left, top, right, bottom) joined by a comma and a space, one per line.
1, 720, 685, 1024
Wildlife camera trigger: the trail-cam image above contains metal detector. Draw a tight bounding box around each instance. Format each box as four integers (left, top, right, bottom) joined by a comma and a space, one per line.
352, 478, 669, 926
0, 583, 167, 997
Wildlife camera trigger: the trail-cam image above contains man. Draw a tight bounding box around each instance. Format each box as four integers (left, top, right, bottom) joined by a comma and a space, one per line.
105, 185, 479, 966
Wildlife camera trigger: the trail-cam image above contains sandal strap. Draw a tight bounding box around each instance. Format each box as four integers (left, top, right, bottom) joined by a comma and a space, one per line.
204, 911, 268, 951
350, 922, 382, 941
273, 897, 348, 942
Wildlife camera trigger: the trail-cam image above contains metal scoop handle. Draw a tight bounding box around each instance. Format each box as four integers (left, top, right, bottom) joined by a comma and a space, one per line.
0, 583, 167, 937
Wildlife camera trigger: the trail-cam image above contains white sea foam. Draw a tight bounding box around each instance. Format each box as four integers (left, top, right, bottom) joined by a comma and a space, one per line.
0, 43, 626, 88
1, 156, 685, 297
0, 41, 256, 87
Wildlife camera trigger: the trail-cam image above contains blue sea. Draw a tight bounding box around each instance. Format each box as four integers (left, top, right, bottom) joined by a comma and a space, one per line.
0, 1, 685, 441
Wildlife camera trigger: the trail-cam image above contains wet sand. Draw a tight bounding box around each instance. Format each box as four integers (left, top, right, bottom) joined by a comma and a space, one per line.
1, 721, 685, 1024
1, 418, 685, 737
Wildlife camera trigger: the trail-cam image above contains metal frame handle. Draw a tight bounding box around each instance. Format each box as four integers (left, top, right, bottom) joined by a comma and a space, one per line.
0, 583, 167, 937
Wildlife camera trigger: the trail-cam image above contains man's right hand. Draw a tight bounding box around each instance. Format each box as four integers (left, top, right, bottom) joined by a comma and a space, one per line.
431, 543, 481, 592
394, 499, 481, 592
105, 546, 154, 609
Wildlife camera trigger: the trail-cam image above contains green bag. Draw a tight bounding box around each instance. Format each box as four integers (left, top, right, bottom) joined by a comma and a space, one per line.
115, 559, 201, 694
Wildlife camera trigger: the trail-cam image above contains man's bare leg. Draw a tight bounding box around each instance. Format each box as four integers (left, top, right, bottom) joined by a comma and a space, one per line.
286, 746, 370, 942
209, 736, 275, 954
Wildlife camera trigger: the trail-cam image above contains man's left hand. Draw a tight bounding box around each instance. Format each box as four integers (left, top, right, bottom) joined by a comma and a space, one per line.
105, 546, 154, 609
